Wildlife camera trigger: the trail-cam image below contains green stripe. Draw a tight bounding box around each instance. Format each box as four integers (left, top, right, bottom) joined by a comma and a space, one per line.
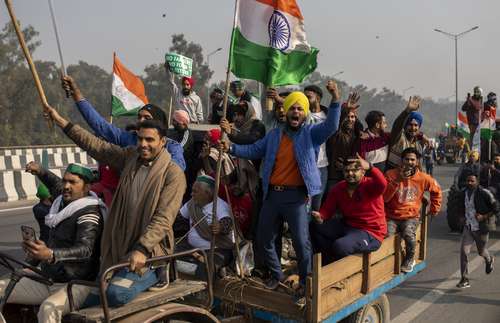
481, 128, 493, 140
111, 96, 140, 117
457, 128, 470, 140
230, 28, 319, 86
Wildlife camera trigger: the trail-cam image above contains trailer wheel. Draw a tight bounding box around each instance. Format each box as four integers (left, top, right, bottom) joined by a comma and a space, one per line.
344, 294, 390, 323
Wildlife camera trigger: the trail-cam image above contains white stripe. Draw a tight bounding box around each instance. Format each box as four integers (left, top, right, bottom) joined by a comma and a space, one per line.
0, 205, 33, 213
112, 72, 146, 111
392, 239, 500, 323
78, 214, 100, 222
77, 219, 99, 225
3, 171, 18, 202
0, 157, 5, 171
15, 149, 22, 155
11, 156, 21, 170
54, 153, 63, 167
67, 153, 75, 164
236, 0, 311, 53
4, 150, 11, 157
20, 171, 37, 200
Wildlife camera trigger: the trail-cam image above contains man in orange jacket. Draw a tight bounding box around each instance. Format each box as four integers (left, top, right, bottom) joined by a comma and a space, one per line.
384, 147, 442, 272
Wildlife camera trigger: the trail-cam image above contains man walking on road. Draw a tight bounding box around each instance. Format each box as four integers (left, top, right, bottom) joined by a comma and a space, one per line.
456, 174, 496, 288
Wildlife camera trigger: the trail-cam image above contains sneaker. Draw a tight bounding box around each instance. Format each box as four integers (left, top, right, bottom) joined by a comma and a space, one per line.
264, 277, 281, 290
456, 277, 470, 289
401, 259, 416, 273
486, 256, 495, 275
148, 280, 169, 292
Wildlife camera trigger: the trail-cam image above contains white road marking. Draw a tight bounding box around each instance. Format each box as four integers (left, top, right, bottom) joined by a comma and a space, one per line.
392, 239, 500, 323
0, 205, 33, 213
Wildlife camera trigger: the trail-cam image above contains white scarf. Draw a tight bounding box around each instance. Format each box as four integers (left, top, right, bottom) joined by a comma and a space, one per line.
45, 191, 107, 228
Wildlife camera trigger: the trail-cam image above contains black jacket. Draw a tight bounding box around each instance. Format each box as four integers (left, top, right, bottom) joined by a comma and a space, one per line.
458, 187, 498, 233
37, 169, 104, 283
32, 202, 51, 243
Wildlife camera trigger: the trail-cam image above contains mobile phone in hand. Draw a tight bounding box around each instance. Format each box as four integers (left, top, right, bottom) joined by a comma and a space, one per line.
21, 225, 37, 242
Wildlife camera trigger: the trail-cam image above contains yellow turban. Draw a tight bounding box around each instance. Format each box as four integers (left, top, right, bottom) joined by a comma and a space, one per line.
469, 150, 479, 160
283, 91, 310, 116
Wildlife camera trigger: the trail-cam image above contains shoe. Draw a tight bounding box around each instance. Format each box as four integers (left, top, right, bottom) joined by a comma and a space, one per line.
486, 256, 494, 275
294, 285, 306, 307
264, 277, 281, 290
148, 280, 170, 292
456, 277, 470, 289
401, 259, 416, 273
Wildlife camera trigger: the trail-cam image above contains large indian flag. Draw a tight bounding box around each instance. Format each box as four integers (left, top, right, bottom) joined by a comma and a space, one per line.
480, 108, 496, 140
111, 53, 148, 117
231, 0, 319, 86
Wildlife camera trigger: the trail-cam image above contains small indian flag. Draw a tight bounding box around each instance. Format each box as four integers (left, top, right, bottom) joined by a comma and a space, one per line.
231, 0, 319, 86
457, 112, 469, 139
111, 53, 148, 117
480, 107, 496, 140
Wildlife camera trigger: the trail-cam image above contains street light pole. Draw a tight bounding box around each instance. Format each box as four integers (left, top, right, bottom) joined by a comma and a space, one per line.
434, 26, 479, 127
206, 47, 223, 113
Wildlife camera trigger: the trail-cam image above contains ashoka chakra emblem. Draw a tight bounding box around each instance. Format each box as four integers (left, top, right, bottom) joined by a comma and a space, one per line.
268, 10, 291, 51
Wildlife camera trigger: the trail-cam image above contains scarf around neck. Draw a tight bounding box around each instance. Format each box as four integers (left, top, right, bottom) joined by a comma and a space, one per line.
45, 191, 106, 228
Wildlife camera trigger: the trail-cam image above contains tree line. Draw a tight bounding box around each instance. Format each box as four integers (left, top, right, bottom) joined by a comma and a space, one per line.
0, 23, 454, 146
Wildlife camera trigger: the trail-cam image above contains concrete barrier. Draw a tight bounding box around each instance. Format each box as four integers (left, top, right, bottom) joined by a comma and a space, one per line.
0, 145, 96, 202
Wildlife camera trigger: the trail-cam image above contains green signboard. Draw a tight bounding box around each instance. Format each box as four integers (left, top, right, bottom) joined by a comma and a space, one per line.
165, 53, 193, 77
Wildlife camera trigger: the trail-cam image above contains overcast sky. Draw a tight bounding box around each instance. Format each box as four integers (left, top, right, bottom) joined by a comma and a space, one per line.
1, 0, 496, 99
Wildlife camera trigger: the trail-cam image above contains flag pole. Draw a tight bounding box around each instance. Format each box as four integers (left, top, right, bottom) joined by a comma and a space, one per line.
210, 0, 239, 278
5, 0, 53, 130
109, 53, 116, 124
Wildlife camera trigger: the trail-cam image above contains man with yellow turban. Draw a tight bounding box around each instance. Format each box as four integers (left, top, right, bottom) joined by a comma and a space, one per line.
222, 81, 341, 301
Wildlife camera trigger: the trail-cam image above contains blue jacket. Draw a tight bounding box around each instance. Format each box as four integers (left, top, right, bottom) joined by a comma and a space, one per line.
231, 102, 341, 198
75, 100, 186, 170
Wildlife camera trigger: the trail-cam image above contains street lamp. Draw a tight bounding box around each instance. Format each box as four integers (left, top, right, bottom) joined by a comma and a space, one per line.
206, 47, 223, 110
402, 86, 414, 98
434, 26, 479, 127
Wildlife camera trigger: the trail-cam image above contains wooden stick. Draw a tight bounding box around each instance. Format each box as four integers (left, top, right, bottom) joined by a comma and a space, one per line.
210, 0, 239, 278
5, 0, 53, 129
223, 185, 244, 278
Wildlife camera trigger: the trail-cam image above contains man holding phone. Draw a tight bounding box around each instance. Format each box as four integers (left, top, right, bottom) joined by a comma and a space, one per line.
0, 163, 106, 323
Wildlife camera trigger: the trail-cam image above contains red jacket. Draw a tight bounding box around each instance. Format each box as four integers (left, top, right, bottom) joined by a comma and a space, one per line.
320, 167, 388, 241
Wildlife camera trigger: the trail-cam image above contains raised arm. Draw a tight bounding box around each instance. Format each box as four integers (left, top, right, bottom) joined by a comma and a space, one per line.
44, 105, 129, 171
364, 165, 388, 197
25, 162, 63, 197
310, 80, 342, 145
229, 131, 270, 160
389, 96, 421, 146
383, 170, 401, 203
62, 76, 130, 146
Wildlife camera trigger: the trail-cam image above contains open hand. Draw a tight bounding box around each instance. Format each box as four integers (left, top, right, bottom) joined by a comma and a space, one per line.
346, 92, 361, 110
407, 96, 421, 111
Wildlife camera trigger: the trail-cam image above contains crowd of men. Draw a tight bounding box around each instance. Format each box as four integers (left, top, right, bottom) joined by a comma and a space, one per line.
5, 69, 500, 322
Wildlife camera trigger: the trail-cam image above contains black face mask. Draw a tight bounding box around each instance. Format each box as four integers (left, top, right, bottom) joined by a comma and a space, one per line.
182, 88, 191, 96
173, 123, 184, 132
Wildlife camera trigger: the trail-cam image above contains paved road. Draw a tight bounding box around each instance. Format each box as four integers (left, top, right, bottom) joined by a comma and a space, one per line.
388, 163, 500, 323
0, 164, 499, 322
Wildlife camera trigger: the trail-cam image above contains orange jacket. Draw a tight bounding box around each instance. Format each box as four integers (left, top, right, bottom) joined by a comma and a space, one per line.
384, 169, 442, 220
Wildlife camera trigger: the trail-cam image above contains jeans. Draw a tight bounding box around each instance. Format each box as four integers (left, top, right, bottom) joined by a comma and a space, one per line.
387, 218, 419, 262
310, 218, 381, 264
83, 268, 158, 307
259, 188, 312, 285
311, 166, 328, 211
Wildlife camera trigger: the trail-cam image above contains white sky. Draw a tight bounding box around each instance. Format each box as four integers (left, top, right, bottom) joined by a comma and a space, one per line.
1, 0, 496, 99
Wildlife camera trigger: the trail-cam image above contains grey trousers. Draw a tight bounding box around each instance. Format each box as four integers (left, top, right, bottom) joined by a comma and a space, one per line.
460, 226, 491, 278
387, 218, 419, 262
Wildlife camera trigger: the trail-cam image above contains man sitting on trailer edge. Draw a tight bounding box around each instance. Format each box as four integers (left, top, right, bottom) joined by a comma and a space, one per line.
384, 147, 442, 273
221, 81, 341, 301
43, 104, 186, 308
311, 155, 387, 264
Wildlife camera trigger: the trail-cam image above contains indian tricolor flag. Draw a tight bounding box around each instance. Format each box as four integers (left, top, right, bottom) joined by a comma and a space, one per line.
457, 112, 470, 139
111, 53, 148, 117
480, 107, 496, 140
231, 0, 319, 86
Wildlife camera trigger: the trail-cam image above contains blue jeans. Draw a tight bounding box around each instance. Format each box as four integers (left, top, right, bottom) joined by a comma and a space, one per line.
259, 188, 312, 285
83, 268, 158, 307
310, 166, 328, 211
311, 218, 381, 264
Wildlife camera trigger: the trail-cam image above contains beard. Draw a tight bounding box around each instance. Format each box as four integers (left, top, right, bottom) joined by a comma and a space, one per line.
182, 88, 191, 96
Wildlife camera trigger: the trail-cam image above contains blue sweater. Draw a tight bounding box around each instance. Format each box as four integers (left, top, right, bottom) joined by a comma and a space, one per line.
231, 102, 341, 198
75, 100, 186, 170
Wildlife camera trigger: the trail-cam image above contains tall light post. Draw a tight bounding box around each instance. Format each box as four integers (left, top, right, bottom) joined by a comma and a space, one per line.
434, 26, 479, 126
206, 47, 222, 110
402, 86, 414, 98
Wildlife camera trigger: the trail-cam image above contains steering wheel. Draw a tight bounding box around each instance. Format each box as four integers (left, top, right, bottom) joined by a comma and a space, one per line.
0, 251, 52, 286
